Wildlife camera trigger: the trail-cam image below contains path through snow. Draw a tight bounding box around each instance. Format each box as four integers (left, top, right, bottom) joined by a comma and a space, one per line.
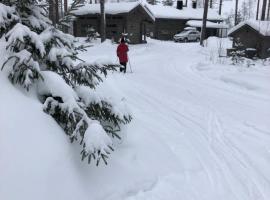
80, 39, 270, 200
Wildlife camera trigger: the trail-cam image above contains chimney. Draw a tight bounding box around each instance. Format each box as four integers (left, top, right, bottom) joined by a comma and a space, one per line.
192, 0, 197, 9
177, 0, 183, 10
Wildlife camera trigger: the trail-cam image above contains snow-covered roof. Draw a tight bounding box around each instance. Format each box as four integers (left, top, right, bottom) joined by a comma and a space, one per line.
186, 20, 228, 29
145, 4, 223, 21
72, 2, 155, 21
228, 20, 270, 36
72, 2, 222, 21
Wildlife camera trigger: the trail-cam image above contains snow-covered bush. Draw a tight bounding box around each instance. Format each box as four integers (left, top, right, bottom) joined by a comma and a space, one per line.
230, 49, 245, 65
1, 0, 131, 165
85, 26, 99, 42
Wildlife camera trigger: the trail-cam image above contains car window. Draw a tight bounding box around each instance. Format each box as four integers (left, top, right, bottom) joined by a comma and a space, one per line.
180, 30, 189, 34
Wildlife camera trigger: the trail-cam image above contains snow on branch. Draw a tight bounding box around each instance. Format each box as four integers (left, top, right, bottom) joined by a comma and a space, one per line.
6, 23, 45, 56
1, 49, 42, 90
0, 3, 19, 36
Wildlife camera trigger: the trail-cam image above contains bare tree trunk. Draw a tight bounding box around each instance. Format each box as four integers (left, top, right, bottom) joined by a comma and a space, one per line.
64, 0, 68, 13
261, 0, 267, 20
218, 0, 222, 15
234, 0, 239, 26
200, 0, 209, 46
209, 0, 213, 8
256, 0, 260, 19
267, 0, 270, 19
100, 0, 106, 42
49, 0, 57, 26
55, 0, 59, 24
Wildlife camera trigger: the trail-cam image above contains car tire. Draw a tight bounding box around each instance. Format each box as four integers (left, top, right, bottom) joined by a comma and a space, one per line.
184, 38, 188, 43
196, 38, 200, 42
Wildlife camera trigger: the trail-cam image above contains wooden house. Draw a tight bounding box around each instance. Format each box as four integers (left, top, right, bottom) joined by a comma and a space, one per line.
228, 20, 270, 59
72, 2, 155, 44
145, 3, 225, 40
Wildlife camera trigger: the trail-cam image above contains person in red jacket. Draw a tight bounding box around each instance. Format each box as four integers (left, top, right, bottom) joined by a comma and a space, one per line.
117, 38, 129, 73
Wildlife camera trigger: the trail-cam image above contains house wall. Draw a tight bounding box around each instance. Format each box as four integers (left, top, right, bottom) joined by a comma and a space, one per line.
152, 19, 223, 40
261, 37, 270, 59
126, 6, 153, 44
73, 14, 126, 42
153, 19, 186, 40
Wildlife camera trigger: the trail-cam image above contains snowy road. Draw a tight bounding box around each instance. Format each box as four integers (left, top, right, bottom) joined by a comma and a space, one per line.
80, 39, 270, 200
1, 38, 270, 200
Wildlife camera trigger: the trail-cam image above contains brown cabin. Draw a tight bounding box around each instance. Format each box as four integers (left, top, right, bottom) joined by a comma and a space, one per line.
72, 2, 155, 44
228, 20, 270, 59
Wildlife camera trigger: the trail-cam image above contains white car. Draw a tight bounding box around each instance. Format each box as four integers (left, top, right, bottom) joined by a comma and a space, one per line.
173, 30, 201, 42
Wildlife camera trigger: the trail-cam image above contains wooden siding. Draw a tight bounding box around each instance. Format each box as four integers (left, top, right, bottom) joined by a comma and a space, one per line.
73, 14, 126, 42
152, 19, 222, 40
126, 6, 153, 44
154, 19, 186, 40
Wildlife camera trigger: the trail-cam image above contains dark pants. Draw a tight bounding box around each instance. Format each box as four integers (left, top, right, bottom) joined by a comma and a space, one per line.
120, 62, 127, 73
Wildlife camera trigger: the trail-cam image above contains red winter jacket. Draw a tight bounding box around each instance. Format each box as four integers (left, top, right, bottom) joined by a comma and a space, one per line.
117, 43, 129, 63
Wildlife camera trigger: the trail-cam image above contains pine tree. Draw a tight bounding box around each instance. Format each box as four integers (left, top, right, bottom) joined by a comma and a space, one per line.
1, 0, 131, 165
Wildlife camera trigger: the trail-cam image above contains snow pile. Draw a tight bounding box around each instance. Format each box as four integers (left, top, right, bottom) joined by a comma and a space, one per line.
228, 20, 270, 36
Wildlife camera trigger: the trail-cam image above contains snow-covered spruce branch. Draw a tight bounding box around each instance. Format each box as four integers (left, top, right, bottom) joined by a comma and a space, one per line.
76, 86, 132, 140
38, 72, 130, 165
1, 51, 43, 90
43, 97, 114, 165
68, 63, 119, 89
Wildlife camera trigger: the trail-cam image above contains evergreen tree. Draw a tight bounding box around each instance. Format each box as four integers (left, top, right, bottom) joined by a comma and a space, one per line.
1, 0, 131, 165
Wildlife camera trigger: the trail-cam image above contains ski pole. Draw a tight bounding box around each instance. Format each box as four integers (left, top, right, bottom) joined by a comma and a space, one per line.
128, 56, 133, 73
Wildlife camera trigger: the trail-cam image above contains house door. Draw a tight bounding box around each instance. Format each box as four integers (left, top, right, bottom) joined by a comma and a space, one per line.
140, 22, 147, 43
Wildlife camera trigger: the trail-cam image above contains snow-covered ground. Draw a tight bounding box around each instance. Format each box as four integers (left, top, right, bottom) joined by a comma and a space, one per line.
1, 37, 270, 200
